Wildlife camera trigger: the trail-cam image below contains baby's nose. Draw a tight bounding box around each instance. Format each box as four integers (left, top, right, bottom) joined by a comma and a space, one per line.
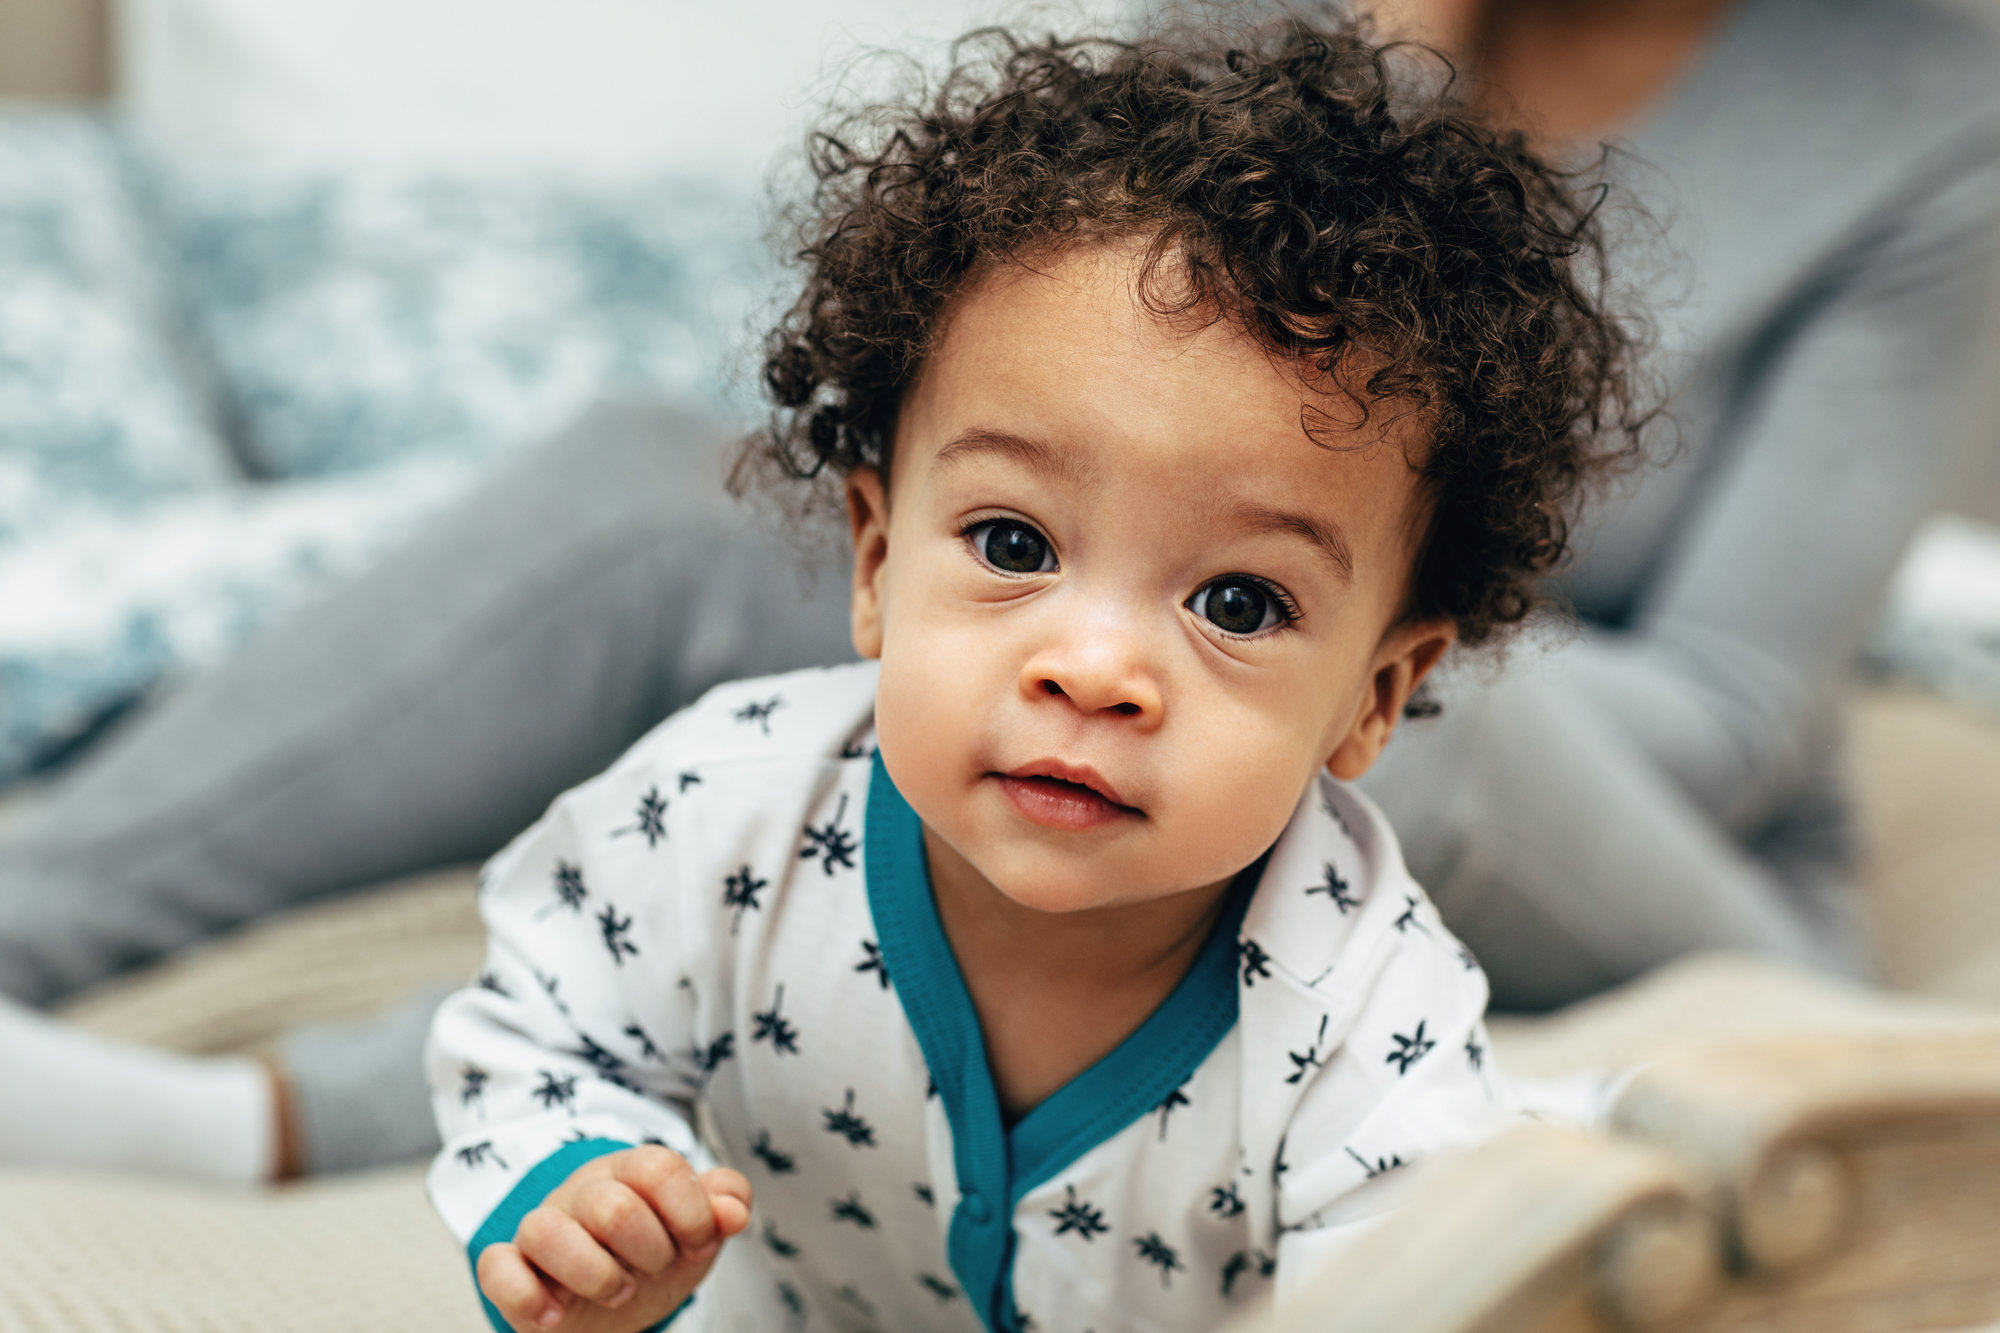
1021, 621, 1164, 721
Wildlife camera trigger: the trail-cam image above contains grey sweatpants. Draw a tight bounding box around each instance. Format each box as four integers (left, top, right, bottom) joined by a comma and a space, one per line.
0, 399, 1847, 1172
0, 401, 854, 1172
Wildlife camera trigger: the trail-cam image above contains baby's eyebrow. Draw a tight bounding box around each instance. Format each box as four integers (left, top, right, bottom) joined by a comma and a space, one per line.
1226, 500, 1355, 583
932, 428, 1097, 489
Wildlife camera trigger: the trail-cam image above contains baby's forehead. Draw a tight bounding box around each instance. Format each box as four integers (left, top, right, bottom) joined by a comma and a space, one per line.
911, 249, 1384, 441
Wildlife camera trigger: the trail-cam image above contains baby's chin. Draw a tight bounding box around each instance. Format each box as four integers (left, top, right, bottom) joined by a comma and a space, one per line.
966, 846, 1220, 917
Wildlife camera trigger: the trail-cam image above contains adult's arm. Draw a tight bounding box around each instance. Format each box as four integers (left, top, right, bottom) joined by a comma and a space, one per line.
1557, 145, 2000, 834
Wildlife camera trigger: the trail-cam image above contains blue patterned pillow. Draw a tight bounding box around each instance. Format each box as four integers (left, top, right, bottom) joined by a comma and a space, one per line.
150, 162, 775, 477
0, 111, 237, 544
0, 460, 474, 782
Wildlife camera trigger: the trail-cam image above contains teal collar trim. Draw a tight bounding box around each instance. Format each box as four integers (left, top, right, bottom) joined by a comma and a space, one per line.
864, 753, 1252, 1333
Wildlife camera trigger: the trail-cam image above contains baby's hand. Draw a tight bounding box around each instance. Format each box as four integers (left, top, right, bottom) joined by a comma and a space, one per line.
476, 1145, 752, 1332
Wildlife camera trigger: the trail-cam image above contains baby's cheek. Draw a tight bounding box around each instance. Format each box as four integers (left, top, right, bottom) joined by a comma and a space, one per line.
872, 652, 972, 805
1167, 725, 1322, 862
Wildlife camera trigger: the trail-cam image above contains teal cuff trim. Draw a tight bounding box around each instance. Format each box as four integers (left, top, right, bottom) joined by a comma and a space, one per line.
864, 753, 1255, 1333
465, 1138, 686, 1333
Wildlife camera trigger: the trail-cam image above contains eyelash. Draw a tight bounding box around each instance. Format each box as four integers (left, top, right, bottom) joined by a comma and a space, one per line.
1203, 575, 1304, 635
959, 516, 1058, 575
960, 516, 1304, 636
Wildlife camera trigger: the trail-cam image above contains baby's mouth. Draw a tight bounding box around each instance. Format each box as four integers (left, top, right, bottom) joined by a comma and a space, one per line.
992, 765, 1142, 832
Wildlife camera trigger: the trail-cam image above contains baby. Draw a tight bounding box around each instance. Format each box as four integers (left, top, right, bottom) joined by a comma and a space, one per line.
425, 15, 1636, 1333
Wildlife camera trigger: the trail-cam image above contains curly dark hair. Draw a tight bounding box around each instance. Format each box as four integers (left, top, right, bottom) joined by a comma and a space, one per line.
742, 13, 1643, 645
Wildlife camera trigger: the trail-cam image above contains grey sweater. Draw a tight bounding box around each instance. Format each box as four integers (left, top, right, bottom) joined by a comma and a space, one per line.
1552, 0, 2000, 846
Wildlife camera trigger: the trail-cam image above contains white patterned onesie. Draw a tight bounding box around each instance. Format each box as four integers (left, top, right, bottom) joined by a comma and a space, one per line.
426, 662, 1511, 1333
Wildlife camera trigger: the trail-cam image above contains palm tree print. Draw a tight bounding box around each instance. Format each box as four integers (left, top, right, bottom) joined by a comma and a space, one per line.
799, 793, 858, 875
1465, 1034, 1485, 1072
678, 770, 702, 793
1238, 938, 1273, 986
534, 970, 568, 1015
456, 1140, 507, 1170
1285, 1015, 1330, 1084
762, 1221, 800, 1259
1049, 1185, 1109, 1240
721, 866, 766, 934
538, 860, 588, 918
822, 1089, 876, 1147
1306, 864, 1359, 913
835, 1284, 875, 1317
573, 1034, 638, 1091
477, 970, 509, 997
734, 696, 784, 734
1457, 945, 1480, 972
912, 1182, 934, 1207
1344, 1146, 1409, 1178
624, 1023, 662, 1062
682, 1032, 735, 1089
917, 1274, 960, 1302
1386, 1020, 1435, 1075
855, 939, 890, 989
1392, 894, 1431, 936
1220, 1249, 1275, 1298
460, 1064, 488, 1114
749, 1130, 796, 1175
830, 1192, 877, 1229
1155, 1081, 1191, 1139
613, 787, 668, 848
1133, 1232, 1185, 1286
532, 1069, 579, 1113
1209, 1182, 1244, 1218
751, 985, 800, 1054
597, 903, 638, 965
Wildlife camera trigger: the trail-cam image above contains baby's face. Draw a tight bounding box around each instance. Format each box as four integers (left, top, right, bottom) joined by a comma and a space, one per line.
848, 243, 1451, 914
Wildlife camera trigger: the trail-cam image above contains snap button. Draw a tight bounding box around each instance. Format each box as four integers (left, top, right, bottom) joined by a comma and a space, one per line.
962, 1191, 992, 1223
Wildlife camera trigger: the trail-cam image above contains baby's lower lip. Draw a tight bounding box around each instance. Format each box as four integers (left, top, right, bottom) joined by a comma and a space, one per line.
995, 775, 1138, 831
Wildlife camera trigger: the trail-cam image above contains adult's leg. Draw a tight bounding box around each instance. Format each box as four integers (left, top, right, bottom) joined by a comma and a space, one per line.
0, 397, 854, 1174
1358, 666, 1857, 1013
0, 397, 853, 1005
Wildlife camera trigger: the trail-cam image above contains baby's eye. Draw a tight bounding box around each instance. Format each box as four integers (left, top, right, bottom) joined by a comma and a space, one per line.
966, 519, 1056, 575
1187, 577, 1293, 636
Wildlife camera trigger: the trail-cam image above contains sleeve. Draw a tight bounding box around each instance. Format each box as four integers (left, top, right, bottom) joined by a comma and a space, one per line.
1562, 145, 2000, 831
423, 760, 714, 1295
1268, 909, 1516, 1303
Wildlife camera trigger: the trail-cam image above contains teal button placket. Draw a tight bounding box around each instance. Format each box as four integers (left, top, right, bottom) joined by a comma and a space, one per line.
864, 753, 1252, 1333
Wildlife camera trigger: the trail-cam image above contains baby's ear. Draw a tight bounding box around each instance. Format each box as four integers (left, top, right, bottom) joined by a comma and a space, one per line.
1324, 619, 1454, 780
846, 468, 891, 660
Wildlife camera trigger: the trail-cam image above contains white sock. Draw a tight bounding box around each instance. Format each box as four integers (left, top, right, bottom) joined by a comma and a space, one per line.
0, 995, 274, 1185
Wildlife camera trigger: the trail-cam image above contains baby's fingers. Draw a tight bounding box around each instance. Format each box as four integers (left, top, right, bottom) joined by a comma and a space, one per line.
615, 1148, 721, 1256
476, 1241, 570, 1331
699, 1168, 754, 1236
516, 1205, 638, 1312
571, 1178, 675, 1275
